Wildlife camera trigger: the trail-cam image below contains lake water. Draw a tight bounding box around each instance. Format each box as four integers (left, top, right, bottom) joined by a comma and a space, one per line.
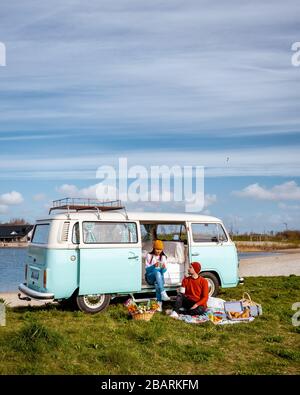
0, 248, 27, 292
0, 248, 284, 292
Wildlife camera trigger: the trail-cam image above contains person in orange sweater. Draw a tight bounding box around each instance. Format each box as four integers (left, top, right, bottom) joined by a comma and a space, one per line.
171, 261, 208, 317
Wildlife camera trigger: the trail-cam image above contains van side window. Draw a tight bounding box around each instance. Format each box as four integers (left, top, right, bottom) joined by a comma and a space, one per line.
156, 224, 187, 242
31, 224, 50, 244
192, 223, 227, 243
82, 222, 138, 244
72, 222, 80, 244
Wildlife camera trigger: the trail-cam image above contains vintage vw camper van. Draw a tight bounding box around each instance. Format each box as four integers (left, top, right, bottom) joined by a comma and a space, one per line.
18, 199, 244, 313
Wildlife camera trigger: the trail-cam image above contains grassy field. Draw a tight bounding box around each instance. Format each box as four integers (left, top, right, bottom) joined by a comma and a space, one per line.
0, 276, 299, 375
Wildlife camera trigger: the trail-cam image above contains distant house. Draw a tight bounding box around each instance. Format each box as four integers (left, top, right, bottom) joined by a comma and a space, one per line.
0, 225, 34, 243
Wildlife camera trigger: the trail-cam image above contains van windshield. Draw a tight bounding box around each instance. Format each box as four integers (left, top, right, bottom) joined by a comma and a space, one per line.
191, 223, 227, 243
32, 224, 50, 244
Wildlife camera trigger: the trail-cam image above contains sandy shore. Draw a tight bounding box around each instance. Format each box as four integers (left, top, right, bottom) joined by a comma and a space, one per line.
239, 249, 300, 277
0, 292, 56, 308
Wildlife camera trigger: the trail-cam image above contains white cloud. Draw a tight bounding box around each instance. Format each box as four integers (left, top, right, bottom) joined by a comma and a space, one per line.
0, 204, 8, 214
204, 194, 217, 208
33, 193, 46, 201
57, 183, 118, 201
233, 181, 300, 201
233, 184, 273, 200
0, 191, 24, 205
57, 182, 179, 203
1, 146, 300, 180
1, 1, 300, 138
278, 202, 300, 210
0, 133, 71, 142
57, 182, 206, 211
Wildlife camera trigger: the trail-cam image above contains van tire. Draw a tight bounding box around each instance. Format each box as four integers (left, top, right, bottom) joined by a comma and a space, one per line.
76, 294, 111, 314
201, 272, 220, 297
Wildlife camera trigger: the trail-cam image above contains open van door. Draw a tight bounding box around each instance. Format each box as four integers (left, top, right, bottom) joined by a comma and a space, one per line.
78, 221, 142, 295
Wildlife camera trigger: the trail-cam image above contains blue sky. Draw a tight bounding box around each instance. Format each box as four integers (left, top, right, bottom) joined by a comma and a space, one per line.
0, 0, 300, 232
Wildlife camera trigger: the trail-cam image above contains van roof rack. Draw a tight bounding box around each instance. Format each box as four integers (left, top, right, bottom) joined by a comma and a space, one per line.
49, 198, 125, 215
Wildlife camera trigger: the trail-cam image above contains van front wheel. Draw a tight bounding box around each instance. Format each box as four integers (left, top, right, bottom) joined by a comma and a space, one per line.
76, 294, 111, 314
201, 272, 220, 297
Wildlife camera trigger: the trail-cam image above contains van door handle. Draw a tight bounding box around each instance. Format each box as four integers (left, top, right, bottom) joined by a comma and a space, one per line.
128, 253, 139, 260
192, 253, 200, 256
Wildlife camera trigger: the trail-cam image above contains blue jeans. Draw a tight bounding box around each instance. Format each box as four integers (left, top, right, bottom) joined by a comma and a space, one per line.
145, 268, 166, 302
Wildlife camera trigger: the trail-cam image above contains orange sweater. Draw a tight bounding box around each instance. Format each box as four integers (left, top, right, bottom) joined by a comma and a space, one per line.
182, 275, 209, 308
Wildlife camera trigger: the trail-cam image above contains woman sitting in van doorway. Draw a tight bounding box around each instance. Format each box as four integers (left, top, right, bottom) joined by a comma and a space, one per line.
145, 239, 170, 311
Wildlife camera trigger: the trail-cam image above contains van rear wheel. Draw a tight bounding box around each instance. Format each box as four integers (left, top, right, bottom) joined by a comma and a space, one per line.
76, 294, 111, 314
201, 272, 220, 297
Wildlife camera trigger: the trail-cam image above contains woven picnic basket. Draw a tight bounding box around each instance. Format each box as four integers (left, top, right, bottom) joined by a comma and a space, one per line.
241, 292, 257, 307
240, 292, 263, 316
131, 311, 155, 321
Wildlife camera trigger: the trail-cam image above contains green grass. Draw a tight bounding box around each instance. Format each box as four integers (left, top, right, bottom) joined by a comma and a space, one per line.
0, 276, 299, 375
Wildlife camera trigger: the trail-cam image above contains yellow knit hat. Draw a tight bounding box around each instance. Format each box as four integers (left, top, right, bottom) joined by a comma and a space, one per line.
153, 239, 164, 250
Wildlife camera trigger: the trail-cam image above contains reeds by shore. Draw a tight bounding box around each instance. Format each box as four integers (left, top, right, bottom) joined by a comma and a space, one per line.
235, 241, 300, 252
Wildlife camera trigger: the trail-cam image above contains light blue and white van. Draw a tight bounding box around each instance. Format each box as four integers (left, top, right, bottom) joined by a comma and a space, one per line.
18, 198, 244, 313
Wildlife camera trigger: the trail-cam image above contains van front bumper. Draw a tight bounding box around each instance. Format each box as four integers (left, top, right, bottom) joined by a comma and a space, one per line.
18, 283, 55, 300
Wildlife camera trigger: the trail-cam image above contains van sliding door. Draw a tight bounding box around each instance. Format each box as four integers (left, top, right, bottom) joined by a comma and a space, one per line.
78, 221, 142, 295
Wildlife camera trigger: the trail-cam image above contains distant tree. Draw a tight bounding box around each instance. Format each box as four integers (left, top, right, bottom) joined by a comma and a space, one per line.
276, 230, 300, 241
4, 218, 29, 225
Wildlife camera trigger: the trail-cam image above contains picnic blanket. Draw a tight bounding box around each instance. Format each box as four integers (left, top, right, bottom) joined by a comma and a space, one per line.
175, 313, 210, 324
176, 311, 254, 325
170, 296, 257, 325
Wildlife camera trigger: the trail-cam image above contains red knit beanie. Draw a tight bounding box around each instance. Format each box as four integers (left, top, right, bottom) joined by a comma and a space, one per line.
191, 262, 201, 274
